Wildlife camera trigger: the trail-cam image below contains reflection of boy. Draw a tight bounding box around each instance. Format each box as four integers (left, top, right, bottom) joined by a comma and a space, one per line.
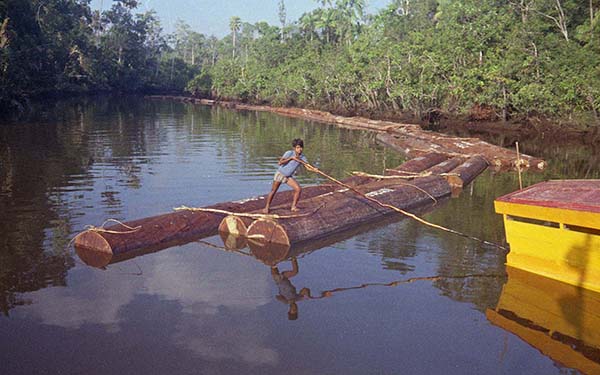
270, 257, 311, 320
263, 138, 308, 214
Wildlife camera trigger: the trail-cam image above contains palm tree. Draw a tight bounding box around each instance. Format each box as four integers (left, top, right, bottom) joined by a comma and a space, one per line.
229, 16, 241, 58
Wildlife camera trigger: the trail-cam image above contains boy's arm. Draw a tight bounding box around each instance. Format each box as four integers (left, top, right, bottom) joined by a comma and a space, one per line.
278, 151, 294, 165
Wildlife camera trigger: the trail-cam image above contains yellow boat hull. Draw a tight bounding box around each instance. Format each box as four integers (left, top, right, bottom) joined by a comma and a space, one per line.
495, 200, 600, 292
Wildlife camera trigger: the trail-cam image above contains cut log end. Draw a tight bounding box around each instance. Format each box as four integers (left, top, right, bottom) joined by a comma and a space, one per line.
246, 219, 291, 247
446, 175, 464, 189
218, 231, 248, 251
219, 215, 248, 237
74, 230, 113, 268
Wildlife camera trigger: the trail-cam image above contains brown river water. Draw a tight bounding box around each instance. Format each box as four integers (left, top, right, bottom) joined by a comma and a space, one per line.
0, 96, 599, 374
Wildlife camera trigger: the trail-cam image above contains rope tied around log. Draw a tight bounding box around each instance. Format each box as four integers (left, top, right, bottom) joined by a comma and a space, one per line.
84, 219, 142, 234
67, 219, 142, 256
300, 160, 506, 251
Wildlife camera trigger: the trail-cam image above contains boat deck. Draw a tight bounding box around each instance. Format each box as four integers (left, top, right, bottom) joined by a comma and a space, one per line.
495, 180, 600, 230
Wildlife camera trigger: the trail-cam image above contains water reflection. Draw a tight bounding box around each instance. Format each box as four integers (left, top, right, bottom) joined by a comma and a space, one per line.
487, 267, 600, 374
0, 96, 400, 316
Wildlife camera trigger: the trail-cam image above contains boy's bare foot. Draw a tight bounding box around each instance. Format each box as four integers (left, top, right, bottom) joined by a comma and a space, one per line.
262, 208, 270, 214
290, 206, 299, 212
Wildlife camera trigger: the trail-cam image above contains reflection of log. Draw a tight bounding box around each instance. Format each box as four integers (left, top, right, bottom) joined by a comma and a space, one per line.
74, 153, 449, 265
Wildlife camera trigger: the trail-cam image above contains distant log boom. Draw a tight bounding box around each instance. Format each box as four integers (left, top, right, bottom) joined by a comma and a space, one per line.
74, 153, 449, 267
376, 133, 545, 170
147, 95, 546, 170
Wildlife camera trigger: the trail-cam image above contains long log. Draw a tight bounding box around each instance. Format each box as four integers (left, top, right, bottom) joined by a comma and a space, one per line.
246, 199, 449, 266
74, 184, 337, 264
74, 153, 448, 266
243, 176, 452, 247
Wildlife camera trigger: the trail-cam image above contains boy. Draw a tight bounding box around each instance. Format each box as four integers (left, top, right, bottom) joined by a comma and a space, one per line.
263, 138, 309, 213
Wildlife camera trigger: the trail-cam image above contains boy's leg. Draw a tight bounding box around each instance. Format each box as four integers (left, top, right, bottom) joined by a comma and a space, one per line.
286, 178, 302, 211
263, 180, 282, 213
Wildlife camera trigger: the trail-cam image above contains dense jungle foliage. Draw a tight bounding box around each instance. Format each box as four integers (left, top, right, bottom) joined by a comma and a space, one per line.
1, 0, 599, 126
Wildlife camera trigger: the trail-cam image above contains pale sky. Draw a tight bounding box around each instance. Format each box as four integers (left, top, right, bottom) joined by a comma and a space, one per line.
90, 0, 391, 37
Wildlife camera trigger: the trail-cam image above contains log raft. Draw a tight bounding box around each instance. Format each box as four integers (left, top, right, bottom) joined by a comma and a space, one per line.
146, 95, 546, 170
74, 153, 449, 267
219, 154, 488, 248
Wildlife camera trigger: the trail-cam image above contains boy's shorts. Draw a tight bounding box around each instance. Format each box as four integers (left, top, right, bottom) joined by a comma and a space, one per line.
273, 171, 289, 183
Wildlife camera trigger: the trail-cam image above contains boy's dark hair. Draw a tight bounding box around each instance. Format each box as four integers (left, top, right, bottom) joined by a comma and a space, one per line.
292, 138, 304, 148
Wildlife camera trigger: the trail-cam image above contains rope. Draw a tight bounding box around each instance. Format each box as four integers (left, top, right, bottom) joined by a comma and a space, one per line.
174, 203, 325, 220
83, 219, 141, 234
300, 160, 506, 250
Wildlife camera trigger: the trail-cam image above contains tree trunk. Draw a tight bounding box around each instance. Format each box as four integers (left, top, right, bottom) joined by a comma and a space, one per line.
245, 175, 452, 247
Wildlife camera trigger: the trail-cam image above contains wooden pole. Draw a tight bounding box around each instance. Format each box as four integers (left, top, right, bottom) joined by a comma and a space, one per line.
516, 142, 523, 190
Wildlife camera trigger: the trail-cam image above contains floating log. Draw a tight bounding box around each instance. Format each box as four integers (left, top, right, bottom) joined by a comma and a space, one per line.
445, 155, 489, 188
74, 184, 337, 264
74, 153, 448, 266
243, 175, 452, 247
245, 200, 449, 266
377, 133, 545, 170
218, 153, 454, 237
